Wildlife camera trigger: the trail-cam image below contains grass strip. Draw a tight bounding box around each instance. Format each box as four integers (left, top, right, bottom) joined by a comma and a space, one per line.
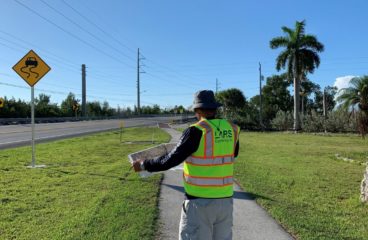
235, 132, 368, 240
0, 127, 170, 240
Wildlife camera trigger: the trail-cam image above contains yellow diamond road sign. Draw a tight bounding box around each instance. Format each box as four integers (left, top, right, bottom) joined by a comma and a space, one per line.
0, 98, 4, 108
12, 50, 51, 87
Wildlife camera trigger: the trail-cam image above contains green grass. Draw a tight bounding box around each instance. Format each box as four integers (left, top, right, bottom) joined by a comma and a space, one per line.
0, 127, 170, 240
235, 132, 368, 240
3, 128, 368, 239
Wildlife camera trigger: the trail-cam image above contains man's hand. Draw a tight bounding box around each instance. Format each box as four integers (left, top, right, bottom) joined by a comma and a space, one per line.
132, 159, 144, 172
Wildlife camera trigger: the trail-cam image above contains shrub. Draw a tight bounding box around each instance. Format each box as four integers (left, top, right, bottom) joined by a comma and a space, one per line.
302, 110, 325, 132
271, 111, 293, 131
325, 110, 357, 133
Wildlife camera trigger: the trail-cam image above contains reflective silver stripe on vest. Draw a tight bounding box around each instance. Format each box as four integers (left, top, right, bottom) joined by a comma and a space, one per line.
198, 121, 213, 156
184, 175, 234, 186
186, 156, 234, 165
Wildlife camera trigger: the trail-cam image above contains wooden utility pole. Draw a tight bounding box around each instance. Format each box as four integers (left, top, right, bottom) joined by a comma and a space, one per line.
82, 64, 86, 117
259, 62, 263, 130
137, 49, 140, 114
323, 88, 327, 118
323, 88, 327, 133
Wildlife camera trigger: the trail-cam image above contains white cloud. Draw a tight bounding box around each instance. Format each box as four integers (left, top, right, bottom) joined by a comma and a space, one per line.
333, 75, 356, 91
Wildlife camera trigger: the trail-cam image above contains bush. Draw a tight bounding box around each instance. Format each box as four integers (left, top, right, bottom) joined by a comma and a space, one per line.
271, 111, 293, 131
302, 110, 325, 132
301, 110, 358, 133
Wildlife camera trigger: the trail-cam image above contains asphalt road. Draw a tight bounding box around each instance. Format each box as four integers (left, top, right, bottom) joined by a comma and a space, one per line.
0, 116, 181, 149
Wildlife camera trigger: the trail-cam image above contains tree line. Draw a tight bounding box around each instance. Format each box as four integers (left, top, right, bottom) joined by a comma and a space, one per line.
0, 92, 187, 118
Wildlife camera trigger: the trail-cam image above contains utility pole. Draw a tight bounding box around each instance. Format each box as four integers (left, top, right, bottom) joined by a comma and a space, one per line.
323, 88, 327, 117
323, 87, 327, 133
259, 62, 264, 130
137, 48, 145, 114
137, 49, 140, 114
216, 78, 219, 93
82, 64, 86, 117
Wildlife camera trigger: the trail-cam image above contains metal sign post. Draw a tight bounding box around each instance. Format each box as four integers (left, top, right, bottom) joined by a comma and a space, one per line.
119, 121, 124, 142
12, 50, 50, 169
31, 86, 35, 167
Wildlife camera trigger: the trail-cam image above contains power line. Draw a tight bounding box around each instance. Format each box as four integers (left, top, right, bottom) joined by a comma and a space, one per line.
61, 0, 136, 54
55, 0, 229, 88
14, 0, 135, 69
0, 81, 135, 103
0, 38, 81, 75
0, 32, 135, 90
39, 0, 136, 63
145, 58, 212, 86
0, 30, 80, 68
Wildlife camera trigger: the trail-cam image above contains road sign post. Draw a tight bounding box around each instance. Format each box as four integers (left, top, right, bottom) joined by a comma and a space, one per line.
119, 121, 124, 142
13, 50, 50, 168
31, 87, 36, 168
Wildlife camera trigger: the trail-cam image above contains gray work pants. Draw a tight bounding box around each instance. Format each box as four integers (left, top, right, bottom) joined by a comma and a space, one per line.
179, 198, 233, 240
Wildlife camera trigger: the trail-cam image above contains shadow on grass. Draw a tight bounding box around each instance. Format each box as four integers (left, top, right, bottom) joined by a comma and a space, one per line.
162, 183, 273, 201
44, 168, 138, 183
120, 140, 166, 145
121, 141, 162, 144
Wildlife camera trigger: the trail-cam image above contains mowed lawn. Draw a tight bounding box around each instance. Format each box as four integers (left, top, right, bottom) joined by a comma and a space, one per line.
0, 127, 170, 240
2, 128, 368, 240
235, 132, 368, 240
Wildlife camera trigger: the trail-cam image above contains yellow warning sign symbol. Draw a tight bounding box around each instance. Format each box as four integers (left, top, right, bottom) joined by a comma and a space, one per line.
0, 97, 4, 108
12, 50, 51, 87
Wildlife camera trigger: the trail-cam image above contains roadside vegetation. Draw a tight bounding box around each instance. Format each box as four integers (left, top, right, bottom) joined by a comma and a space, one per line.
0, 92, 188, 118
235, 132, 368, 239
0, 127, 170, 240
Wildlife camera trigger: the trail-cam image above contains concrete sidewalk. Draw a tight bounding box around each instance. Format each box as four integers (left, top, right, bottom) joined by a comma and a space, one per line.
156, 127, 294, 240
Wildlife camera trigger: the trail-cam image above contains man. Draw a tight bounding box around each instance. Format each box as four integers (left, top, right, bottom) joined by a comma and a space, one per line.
132, 90, 240, 240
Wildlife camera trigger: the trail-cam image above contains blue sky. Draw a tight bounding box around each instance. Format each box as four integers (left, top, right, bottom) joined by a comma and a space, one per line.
1, 0, 368, 109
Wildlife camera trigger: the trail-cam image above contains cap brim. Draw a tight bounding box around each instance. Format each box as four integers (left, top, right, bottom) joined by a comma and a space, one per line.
191, 102, 222, 110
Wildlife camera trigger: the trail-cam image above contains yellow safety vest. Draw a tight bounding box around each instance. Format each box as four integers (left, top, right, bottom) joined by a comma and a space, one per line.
183, 118, 240, 198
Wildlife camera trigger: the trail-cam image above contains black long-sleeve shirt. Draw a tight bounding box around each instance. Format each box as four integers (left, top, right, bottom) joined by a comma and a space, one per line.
143, 124, 239, 172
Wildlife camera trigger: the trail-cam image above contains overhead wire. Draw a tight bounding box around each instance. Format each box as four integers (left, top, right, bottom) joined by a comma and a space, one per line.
11, 0, 366, 106
0, 81, 134, 103
60, 0, 137, 54
54, 0, 213, 88
39, 0, 136, 63
14, 0, 135, 69
0, 31, 82, 72
0, 32, 135, 92
0, 30, 80, 69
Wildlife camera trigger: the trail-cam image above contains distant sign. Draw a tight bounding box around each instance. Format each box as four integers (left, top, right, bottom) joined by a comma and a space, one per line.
72, 101, 79, 111
0, 97, 4, 108
12, 50, 51, 87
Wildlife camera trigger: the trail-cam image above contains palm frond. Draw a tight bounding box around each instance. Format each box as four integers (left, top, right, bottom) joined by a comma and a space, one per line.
295, 20, 306, 43
337, 87, 360, 110
299, 35, 324, 52
349, 77, 363, 89
270, 36, 289, 49
275, 49, 289, 71
281, 26, 294, 38
299, 49, 321, 71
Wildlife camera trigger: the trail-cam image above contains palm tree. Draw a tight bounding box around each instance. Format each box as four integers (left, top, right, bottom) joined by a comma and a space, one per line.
337, 76, 368, 137
270, 20, 324, 131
